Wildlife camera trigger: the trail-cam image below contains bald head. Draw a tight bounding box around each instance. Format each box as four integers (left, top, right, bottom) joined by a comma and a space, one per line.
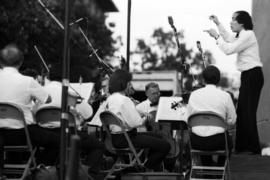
0, 44, 23, 68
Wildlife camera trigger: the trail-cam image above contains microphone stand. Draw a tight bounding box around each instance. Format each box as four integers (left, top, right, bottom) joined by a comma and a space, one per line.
38, 0, 64, 30
61, 0, 71, 179
168, 16, 190, 175
196, 41, 206, 68
77, 26, 114, 74
37, 0, 114, 75
168, 16, 186, 94
126, 0, 131, 71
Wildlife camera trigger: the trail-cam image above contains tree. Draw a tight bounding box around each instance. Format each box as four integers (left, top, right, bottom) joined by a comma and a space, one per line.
132, 27, 217, 91
0, 0, 116, 83
133, 28, 191, 71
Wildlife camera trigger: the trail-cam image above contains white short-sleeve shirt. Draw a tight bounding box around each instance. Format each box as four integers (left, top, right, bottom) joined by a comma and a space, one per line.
0, 67, 49, 128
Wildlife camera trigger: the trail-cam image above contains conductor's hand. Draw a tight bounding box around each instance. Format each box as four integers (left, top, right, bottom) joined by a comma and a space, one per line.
209, 15, 220, 25
204, 29, 219, 39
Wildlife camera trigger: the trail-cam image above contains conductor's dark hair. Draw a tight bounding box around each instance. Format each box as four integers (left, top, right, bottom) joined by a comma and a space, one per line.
109, 69, 132, 94
0, 44, 24, 67
202, 65, 220, 85
235, 10, 253, 30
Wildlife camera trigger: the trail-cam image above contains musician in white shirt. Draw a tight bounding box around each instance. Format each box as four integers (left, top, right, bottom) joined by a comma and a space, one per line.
187, 65, 236, 165
205, 11, 263, 154
36, 65, 105, 177
136, 82, 160, 132
0, 44, 59, 167
106, 69, 170, 171
136, 82, 160, 114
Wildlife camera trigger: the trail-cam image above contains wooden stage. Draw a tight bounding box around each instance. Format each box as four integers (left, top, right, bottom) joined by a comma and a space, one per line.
230, 154, 270, 180
120, 154, 270, 180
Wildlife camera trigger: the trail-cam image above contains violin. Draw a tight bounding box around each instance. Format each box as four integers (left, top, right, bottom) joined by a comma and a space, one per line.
171, 100, 184, 110
171, 92, 191, 110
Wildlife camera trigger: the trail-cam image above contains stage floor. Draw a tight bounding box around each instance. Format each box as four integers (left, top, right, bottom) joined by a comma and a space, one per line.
230, 154, 270, 180
120, 154, 270, 180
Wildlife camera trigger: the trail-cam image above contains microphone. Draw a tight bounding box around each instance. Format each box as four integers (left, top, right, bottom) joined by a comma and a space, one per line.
168, 16, 174, 28
209, 15, 215, 20
196, 41, 206, 68
196, 41, 202, 52
69, 18, 84, 26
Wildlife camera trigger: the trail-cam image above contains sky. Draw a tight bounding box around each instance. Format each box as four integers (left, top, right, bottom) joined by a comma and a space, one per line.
106, 0, 252, 75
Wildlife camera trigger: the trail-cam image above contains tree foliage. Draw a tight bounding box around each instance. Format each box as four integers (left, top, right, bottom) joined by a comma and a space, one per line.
132, 27, 217, 91
0, 0, 116, 83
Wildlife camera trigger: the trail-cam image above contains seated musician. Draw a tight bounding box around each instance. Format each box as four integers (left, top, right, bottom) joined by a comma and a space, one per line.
105, 69, 170, 171
0, 44, 60, 168
187, 65, 236, 165
136, 82, 160, 131
36, 64, 105, 179
137, 83, 185, 167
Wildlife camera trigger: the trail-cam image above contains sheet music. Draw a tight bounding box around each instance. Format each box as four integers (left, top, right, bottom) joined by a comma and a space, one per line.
87, 102, 106, 127
155, 96, 187, 122
70, 83, 94, 119
69, 82, 94, 100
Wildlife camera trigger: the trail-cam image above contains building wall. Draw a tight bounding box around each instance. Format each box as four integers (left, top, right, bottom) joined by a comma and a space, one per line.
252, 0, 270, 143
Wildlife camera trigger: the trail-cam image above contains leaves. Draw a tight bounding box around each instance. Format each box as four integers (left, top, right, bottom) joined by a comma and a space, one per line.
0, 0, 116, 82
132, 27, 220, 90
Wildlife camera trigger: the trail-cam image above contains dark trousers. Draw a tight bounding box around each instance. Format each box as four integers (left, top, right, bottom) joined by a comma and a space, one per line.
190, 132, 232, 166
0, 124, 60, 172
47, 128, 105, 175
235, 67, 264, 154
112, 130, 170, 170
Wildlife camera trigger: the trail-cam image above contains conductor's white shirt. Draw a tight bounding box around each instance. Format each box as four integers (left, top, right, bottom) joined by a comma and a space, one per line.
187, 85, 236, 137
216, 24, 262, 72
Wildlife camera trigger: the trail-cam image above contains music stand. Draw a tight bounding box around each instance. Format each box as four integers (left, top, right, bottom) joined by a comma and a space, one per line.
70, 82, 94, 119
155, 97, 188, 175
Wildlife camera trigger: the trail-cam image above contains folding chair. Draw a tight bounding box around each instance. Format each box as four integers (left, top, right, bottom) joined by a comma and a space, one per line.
187, 111, 230, 180
99, 111, 144, 179
35, 106, 78, 134
36, 106, 96, 180
0, 102, 36, 179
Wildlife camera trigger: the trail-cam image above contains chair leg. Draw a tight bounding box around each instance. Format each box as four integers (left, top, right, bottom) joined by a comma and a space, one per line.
104, 158, 121, 180
79, 164, 95, 180
225, 159, 231, 180
22, 147, 37, 179
130, 150, 144, 166
21, 155, 32, 179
